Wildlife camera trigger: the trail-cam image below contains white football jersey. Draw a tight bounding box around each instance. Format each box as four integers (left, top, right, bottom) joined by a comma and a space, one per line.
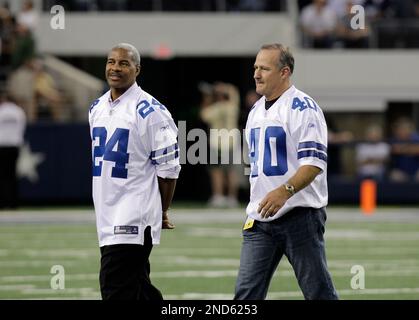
88, 83, 181, 247
0, 101, 26, 147
245, 85, 328, 222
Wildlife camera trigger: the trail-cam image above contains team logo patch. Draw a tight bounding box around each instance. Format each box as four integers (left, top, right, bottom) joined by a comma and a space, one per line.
114, 226, 139, 235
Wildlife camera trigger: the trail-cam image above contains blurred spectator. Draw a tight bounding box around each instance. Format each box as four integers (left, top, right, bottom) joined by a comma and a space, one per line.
355, 124, 390, 180
389, 117, 419, 182
0, 4, 15, 68
300, 0, 338, 48
33, 58, 64, 121
7, 58, 36, 121
373, 0, 419, 48
200, 82, 241, 207
11, 23, 36, 69
0, 88, 26, 209
7, 57, 63, 122
390, 0, 418, 18
16, 0, 38, 32
328, 0, 364, 18
363, 0, 392, 20
336, 0, 370, 48
326, 115, 354, 177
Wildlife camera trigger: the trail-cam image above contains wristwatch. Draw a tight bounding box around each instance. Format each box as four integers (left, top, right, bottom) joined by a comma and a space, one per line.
284, 183, 296, 196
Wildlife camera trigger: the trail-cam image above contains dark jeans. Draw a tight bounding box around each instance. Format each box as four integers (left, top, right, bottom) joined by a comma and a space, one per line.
0, 147, 19, 209
99, 226, 163, 300
234, 207, 338, 300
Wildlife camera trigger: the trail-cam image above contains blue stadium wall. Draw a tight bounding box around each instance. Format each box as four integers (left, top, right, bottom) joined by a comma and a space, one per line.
19, 123, 419, 206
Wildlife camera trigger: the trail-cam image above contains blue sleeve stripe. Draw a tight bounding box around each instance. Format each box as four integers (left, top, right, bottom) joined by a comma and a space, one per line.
89, 99, 100, 113
151, 151, 179, 165
297, 150, 327, 162
298, 141, 327, 153
150, 143, 178, 159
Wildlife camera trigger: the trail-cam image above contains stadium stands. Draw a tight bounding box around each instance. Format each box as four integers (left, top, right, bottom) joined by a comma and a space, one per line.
1, 0, 418, 205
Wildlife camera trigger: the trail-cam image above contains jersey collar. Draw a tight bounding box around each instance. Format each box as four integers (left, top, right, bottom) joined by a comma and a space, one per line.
107, 82, 141, 107
264, 85, 295, 108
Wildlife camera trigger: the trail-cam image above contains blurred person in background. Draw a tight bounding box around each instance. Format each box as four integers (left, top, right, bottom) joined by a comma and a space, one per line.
7, 57, 36, 121
11, 22, 35, 70
325, 115, 354, 179
389, 117, 419, 182
336, 0, 370, 48
355, 124, 390, 180
7, 57, 63, 122
32, 57, 64, 121
0, 88, 26, 209
16, 0, 38, 32
328, 0, 364, 18
300, 0, 338, 48
200, 81, 241, 208
0, 4, 15, 69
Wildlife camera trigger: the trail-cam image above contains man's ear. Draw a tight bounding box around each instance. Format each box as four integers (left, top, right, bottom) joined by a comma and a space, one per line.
281, 66, 291, 79
136, 65, 141, 76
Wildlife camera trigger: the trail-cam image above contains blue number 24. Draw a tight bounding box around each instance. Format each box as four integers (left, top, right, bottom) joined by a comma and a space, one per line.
92, 127, 130, 179
249, 126, 288, 177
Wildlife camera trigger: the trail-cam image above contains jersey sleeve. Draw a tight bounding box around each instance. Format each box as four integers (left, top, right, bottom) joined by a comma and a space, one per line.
88, 98, 100, 139
290, 102, 328, 172
143, 109, 181, 179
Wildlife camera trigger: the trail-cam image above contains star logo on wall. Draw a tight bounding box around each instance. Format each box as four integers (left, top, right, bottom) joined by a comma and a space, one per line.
17, 143, 45, 183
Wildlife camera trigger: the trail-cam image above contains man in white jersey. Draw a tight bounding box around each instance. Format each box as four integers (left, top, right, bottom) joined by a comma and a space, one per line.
234, 43, 338, 300
0, 89, 26, 209
89, 43, 180, 300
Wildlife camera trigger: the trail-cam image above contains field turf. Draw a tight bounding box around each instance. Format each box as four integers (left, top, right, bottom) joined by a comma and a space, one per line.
1, 206, 419, 300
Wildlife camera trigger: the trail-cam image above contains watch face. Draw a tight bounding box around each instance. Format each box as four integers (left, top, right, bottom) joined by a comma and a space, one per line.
286, 184, 295, 194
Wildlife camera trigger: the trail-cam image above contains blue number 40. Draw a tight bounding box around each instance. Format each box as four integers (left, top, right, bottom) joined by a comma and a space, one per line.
249, 126, 288, 177
292, 97, 318, 112
92, 127, 129, 179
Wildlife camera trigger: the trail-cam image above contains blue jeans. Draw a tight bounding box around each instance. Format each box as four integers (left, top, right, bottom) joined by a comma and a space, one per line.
234, 207, 338, 300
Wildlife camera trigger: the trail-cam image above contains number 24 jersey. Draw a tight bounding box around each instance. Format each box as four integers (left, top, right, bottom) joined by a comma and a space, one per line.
89, 83, 180, 247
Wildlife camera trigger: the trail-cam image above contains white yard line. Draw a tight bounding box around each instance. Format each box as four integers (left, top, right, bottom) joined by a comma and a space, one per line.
6, 266, 419, 284
165, 287, 419, 300
0, 260, 80, 267
1, 207, 419, 224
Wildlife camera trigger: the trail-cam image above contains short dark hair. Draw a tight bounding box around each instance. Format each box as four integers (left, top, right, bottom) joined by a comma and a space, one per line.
260, 43, 294, 74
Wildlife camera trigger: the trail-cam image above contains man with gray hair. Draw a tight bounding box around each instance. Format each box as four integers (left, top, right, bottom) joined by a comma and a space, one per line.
234, 43, 338, 300
89, 43, 180, 300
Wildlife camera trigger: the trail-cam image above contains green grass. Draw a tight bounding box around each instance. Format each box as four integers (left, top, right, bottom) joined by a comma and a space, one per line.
1, 209, 419, 300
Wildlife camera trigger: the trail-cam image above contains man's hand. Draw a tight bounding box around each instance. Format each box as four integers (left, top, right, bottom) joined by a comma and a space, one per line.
162, 211, 175, 229
257, 186, 290, 219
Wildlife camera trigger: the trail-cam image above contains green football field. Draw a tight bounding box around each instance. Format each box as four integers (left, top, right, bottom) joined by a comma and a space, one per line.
1, 206, 419, 300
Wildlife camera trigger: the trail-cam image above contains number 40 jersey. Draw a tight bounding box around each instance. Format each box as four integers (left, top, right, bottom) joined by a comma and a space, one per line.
245, 85, 328, 222
89, 83, 181, 247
